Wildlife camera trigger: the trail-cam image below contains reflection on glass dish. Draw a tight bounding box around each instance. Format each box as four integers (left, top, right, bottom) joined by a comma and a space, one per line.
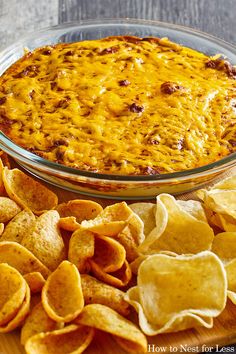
0, 19, 236, 199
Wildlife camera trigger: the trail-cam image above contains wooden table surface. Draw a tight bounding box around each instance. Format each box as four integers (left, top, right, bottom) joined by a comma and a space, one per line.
0, 0, 236, 353
0, 0, 236, 50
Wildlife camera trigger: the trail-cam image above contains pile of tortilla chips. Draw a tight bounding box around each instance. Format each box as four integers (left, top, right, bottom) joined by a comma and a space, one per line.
0, 157, 147, 354
0, 152, 236, 353
126, 179, 236, 336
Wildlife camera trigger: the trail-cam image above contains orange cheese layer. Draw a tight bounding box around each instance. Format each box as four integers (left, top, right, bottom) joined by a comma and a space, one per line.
0, 36, 236, 175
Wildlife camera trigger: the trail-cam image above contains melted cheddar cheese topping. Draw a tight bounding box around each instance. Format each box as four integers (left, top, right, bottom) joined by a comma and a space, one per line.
0, 36, 236, 175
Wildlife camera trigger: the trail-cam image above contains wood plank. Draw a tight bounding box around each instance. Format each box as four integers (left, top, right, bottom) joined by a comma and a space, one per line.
0, 0, 59, 50
58, 0, 236, 44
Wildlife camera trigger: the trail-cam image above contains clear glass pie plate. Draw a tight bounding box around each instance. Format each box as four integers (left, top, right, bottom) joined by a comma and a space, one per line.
0, 18, 236, 199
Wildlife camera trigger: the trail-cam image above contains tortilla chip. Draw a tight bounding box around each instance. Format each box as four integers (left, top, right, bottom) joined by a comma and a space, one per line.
0, 153, 11, 169
218, 214, 236, 232
90, 259, 132, 288
82, 220, 126, 237
3, 167, 58, 214
24, 272, 46, 293
0, 241, 50, 278
92, 235, 126, 273
108, 205, 145, 262
0, 209, 35, 243
0, 263, 27, 326
206, 210, 224, 230
211, 232, 236, 264
0, 159, 6, 195
75, 304, 147, 354
21, 302, 62, 345
21, 210, 66, 271
125, 251, 227, 335
0, 196, 21, 223
176, 200, 208, 222
81, 274, 130, 316
30, 294, 42, 311
57, 199, 103, 222
130, 251, 178, 275
81, 202, 133, 236
197, 189, 236, 220
114, 226, 139, 262
68, 229, 94, 273
25, 324, 94, 354
204, 210, 236, 234
130, 255, 149, 275
129, 202, 156, 236
138, 194, 214, 254
42, 260, 84, 322
212, 175, 236, 190
125, 211, 144, 246
137, 194, 168, 253
58, 216, 80, 232
127, 285, 214, 335
0, 223, 4, 236
0, 281, 30, 333
113, 336, 149, 354
197, 175, 236, 232
225, 259, 236, 304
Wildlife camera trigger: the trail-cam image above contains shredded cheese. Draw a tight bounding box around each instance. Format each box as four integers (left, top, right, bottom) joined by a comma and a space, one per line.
0, 36, 236, 175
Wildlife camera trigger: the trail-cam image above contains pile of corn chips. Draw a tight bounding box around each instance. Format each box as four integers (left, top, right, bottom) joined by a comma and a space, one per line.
0, 152, 236, 354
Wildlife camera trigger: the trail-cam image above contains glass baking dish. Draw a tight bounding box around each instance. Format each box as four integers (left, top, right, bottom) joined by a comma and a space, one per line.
0, 18, 236, 200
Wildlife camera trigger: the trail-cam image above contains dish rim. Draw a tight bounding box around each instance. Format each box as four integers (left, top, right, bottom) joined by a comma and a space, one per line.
1, 18, 236, 182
